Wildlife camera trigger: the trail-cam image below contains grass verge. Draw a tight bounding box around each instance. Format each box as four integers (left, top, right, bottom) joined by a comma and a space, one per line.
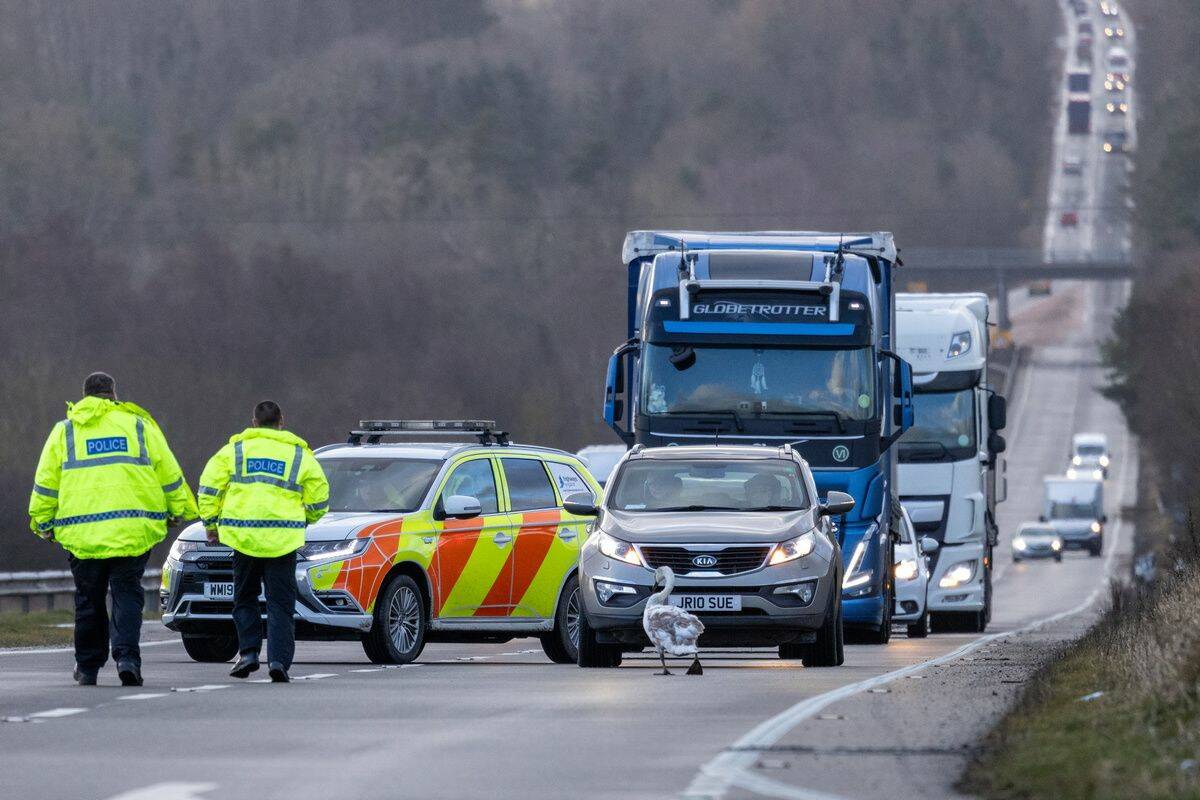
0, 610, 76, 647
0, 609, 162, 648
962, 568, 1200, 799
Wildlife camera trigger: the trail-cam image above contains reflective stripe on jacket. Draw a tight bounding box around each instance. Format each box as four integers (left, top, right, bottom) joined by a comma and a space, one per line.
28, 396, 198, 559
197, 427, 329, 558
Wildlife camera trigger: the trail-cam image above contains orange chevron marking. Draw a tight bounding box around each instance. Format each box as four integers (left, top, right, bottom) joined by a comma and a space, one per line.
431, 518, 481, 614
507, 510, 561, 612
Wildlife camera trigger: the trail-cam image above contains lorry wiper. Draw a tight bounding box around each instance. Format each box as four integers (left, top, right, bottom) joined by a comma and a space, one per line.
898, 441, 949, 461
665, 409, 745, 432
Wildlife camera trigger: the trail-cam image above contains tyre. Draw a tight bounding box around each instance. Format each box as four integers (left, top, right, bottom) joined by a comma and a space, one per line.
361, 574, 427, 665
906, 609, 930, 638
783, 588, 843, 667
181, 633, 238, 663
576, 607, 623, 668
1012, 556, 1021, 563
539, 574, 581, 664
1090, 538, 1103, 557
1054, 553, 1064, 563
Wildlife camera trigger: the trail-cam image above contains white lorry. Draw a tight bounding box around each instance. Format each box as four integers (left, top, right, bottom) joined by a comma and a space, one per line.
896, 293, 1008, 632
1042, 476, 1105, 557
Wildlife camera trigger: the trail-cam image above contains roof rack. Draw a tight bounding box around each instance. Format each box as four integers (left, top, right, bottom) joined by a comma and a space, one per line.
348, 420, 509, 446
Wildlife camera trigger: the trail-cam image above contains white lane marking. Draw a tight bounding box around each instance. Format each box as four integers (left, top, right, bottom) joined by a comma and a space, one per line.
350, 668, 384, 673
0, 638, 180, 656
102, 782, 218, 800
119, 693, 168, 701
294, 673, 337, 681
684, 423, 1133, 800
170, 684, 229, 693
28, 707, 87, 719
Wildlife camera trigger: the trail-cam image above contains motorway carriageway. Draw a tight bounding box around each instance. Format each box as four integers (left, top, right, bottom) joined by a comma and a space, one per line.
0, 276, 1135, 800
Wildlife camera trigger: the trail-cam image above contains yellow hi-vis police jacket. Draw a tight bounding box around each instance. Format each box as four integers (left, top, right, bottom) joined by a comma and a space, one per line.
28, 396, 199, 559
197, 427, 329, 558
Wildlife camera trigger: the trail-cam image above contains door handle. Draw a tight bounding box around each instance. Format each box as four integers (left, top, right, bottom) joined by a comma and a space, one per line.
557, 529, 577, 542
493, 533, 512, 546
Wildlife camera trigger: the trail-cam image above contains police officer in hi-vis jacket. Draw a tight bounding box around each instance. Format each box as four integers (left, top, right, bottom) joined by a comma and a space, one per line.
29, 372, 198, 686
197, 401, 329, 683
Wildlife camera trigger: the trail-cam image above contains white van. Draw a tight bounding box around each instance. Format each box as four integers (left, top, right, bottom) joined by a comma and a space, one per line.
1069, 432, 1110, 479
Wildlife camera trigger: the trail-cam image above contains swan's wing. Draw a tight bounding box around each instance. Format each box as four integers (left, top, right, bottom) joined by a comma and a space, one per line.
644, 605, 705, 655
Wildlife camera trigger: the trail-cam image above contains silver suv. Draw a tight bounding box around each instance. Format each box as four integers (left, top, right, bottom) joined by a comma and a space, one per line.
571, 444, 851, 668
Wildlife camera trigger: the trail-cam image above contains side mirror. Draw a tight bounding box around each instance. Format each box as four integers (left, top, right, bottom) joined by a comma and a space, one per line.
919, 536, 940, 554
1038, 515, 1047, 523
988, 394, 1008, 431
819, 491, 856, 517
988, 432, 1007, 455
1100, 514, 1108, 524
440, 495, 482, 520
563, 492, 600, 517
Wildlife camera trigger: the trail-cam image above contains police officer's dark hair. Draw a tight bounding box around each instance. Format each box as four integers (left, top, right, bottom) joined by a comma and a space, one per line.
83, 372, 116, 399
253, 400, 284, 428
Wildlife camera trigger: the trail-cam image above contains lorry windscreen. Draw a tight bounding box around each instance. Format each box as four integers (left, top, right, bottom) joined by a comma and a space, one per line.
898, 388, 976, 462
640, 344, 873, 422
1076, 445, 1105, 456
321, 457, 441, 512
1049, 502, 1096, 519
608, 459, 809, 512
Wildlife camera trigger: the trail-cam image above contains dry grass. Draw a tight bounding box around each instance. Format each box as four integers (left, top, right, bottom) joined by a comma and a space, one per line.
0, 610, 76, 648
963, 567, 1200, 799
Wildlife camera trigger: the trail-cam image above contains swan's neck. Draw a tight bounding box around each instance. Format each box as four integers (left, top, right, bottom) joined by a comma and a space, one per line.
648, 570, 675, 607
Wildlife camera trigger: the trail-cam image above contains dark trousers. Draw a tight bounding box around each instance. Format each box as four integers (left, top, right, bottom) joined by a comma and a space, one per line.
231, 550, 297, 670
67, 550, 151, 674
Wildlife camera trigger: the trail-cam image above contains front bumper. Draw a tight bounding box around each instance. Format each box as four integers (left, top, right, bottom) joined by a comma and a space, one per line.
160, 548, 371, 638
579, 547, 834, 648
927, 542, 985, 613
893, 578, 927, 622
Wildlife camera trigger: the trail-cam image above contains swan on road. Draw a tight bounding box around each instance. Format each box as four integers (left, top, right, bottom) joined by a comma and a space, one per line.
643, 566, 705, 675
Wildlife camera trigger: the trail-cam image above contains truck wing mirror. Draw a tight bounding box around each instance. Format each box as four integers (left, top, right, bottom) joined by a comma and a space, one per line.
919, 536, 940, 554
988, 432, 1007, 455
604, 339, 638, 445
988, 394, 1008, 431
563, 492, 600, 517
819, 491, 855, 517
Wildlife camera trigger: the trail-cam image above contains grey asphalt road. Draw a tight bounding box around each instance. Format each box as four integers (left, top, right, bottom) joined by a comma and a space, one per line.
0, 277, 1132, 800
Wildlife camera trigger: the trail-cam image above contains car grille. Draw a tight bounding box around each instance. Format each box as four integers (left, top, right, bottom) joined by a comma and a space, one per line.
639, 546, 770, 576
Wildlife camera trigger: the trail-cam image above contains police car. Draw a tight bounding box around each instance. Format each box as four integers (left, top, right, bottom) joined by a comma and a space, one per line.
161, 421, 601, 665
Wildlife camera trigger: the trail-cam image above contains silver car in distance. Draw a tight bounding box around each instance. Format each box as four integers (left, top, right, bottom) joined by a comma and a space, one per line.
569, 445, 852, 668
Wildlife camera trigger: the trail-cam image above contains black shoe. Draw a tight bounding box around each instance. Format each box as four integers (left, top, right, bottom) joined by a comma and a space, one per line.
268, 662, 290, 683
116, 661, 143, 687
229, 652, 260, 679
73, 667, 97, 686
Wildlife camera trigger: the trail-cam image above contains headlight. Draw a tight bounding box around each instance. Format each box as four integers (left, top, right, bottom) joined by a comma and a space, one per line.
1051, 539, 1063, 551
1090, 521, 1102, 534
594, 579, 639, 605
1012, 537, 1026, 551
947, 330, 972, 359
597, 532, 646, 567
168, 539, 203, 561
1099, 455, 1110, 467
894, 559, 919, 581
939, 559, 977, 589
1072, 455, 1082, 465
298, 538, 370, 562
1067, 468, 1078, 479
769, 532, 816, 565
1092, 469, 1103, 480
842, 539, 871, 589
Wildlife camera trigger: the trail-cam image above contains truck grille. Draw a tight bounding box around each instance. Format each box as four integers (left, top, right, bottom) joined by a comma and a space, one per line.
639, 546, 770, 576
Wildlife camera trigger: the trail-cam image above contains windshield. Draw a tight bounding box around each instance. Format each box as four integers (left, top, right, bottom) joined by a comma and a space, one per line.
609, 459, 809, 512
1049, 502, 1096, 520
321, 457, 441, 513
899, 388, 976, 461
641, 344, 873, 422
1020, 527, 1057, 539
1076, 445, 1105, 457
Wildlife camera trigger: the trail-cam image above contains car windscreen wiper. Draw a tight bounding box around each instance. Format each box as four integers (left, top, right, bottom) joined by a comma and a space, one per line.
664, 409, 745, 432
370, 508, 410, 513
649, 505, 742, 512
742, 505, 807, 512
